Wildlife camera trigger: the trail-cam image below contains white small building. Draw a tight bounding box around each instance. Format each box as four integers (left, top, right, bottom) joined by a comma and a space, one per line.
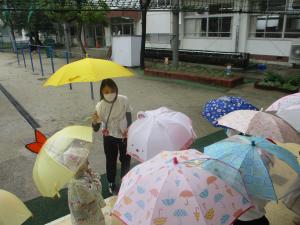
145, 0, 300, 63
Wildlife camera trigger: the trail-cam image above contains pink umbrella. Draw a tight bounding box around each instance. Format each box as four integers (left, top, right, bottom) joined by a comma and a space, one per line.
127, 107, 196, 162
217, 110, 300, 143
266, 93, 300, 112
112, 150, 252, 225
266, 93, 300, 132
276, 104, 300, 132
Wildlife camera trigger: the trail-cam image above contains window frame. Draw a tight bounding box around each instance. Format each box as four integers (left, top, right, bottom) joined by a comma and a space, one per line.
248, 14, 300, 40
183, 13, 233, 39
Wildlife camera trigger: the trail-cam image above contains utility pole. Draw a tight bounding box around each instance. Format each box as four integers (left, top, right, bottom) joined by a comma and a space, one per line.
172, 0, 179, 67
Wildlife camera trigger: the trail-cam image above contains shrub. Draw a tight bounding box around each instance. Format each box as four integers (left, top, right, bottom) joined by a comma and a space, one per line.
286, 74, 300, 86
281, 83, 299, 91
263, 71, 285, 84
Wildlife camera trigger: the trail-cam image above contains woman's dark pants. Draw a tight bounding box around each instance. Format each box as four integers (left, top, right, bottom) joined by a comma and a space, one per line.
103, 136, 131, 183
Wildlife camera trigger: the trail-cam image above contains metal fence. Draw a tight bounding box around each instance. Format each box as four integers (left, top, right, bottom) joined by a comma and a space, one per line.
1, 41, 98, 99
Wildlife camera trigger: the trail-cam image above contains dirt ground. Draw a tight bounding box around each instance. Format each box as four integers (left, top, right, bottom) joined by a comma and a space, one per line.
0, 52, 298, 225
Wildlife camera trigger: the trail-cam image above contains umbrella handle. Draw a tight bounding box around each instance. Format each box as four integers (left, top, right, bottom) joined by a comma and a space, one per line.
54, 184, 61, 198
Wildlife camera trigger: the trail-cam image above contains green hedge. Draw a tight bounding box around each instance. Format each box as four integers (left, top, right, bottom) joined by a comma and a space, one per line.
259, 71, 300, 92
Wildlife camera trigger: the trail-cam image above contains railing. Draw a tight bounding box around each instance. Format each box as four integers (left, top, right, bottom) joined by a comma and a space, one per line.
145, 48, 250, 68
1, 42, 100, 99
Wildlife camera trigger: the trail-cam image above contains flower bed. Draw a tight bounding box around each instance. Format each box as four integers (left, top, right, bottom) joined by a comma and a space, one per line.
144, 68, 244, 88
254, 81, 299, 94
254, 71, 300, 93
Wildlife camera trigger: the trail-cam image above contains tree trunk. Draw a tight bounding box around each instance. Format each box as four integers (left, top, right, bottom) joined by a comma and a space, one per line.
172, 0, 179, 67
140, 9, 147, 69
56, 24, 61, 44
8, 25, 17, 52
63, 23, 71, 53
77, 21, 86, 55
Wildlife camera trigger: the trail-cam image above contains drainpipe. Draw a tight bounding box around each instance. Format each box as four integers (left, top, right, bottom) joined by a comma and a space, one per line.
235, 13, 241, 52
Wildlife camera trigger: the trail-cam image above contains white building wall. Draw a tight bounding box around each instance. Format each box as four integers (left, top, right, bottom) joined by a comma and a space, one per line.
181, 38, 234, 51
246, 39, 292, 57
146, 11, 172, 48
146, 11, 171, 33
141, 0, 296, 60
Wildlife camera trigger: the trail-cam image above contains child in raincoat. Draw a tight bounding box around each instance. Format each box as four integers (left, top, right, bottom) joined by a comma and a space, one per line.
68, 160, 106, 225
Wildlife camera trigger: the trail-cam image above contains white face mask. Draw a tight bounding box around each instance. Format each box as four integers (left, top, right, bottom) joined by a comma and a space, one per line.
104, 93, 116, 102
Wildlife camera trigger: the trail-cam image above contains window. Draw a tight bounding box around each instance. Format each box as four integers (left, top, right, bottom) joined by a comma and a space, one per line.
285, 15, 300, 38
184, 18, 207, 38
208, 17, 231, 37
184, 16, 231, 38
111, 17, 134, 36
156, 0, 171, 7
249, 15, 284, 38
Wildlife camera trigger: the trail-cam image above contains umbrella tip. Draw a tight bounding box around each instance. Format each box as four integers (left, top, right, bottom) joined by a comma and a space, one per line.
251, 141, 256, 146
85, 53, 89, 58
173, 157, 179, 165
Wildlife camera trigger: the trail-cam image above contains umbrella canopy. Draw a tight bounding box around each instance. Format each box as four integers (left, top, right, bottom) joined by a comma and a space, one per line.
276, 104, 300, 132
217, 110, 300, 143
33, 126, 93, 197
275, 142, 300, 163
112, 150, 252, 225
43, 58, 133, 86
137, 107, 173, 119
266, 93, 300, 112
204, 135, 300, 201
127, 108, 196, 162
202, 96, 258, 127
0, 189, 32, 225
266, 93, 300, 132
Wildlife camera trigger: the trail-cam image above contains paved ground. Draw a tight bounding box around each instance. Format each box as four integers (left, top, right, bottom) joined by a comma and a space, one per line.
0, 52, 298, 224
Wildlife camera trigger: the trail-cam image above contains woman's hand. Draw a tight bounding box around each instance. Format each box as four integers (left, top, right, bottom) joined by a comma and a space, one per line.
122, 128, 128, 138
92, 112, 101, 124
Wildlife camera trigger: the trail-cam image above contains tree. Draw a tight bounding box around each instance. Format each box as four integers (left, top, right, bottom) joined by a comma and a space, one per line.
26, 4, 56, 44
171, 0, 179, 67
0, 0, 27, 52
139, 0, 151, 69
37, 0, 77, 53
77, 2, 109, 54
38, 0, 108, 54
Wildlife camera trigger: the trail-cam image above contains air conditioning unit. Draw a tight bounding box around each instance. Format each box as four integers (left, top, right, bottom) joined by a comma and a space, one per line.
289, 41, 300, 65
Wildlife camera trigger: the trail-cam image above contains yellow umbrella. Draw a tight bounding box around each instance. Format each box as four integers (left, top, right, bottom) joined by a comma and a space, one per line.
33, 126, 93, 198
0, 189, 32, 225
43, 58, 133, 87
275, 142, 300, 163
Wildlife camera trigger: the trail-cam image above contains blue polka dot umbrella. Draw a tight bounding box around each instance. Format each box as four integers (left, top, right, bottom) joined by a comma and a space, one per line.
202, 96, 258, 127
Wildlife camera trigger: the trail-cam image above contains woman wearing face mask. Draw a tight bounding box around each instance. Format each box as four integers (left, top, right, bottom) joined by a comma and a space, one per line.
92, 78, 132, 194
